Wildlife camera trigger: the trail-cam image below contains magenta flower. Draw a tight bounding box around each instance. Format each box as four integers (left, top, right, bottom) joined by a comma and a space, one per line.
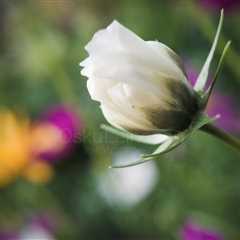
43, 105, 82, 144
32, 105, 84, 163
200, 0, 240, 12
181, 220, 224, 240
186, 65, 240, 133
207, 93, 240, 132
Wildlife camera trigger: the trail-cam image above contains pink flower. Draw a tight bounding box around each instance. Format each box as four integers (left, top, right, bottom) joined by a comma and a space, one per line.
31, 105, 84, 163
181, 220, 224, 240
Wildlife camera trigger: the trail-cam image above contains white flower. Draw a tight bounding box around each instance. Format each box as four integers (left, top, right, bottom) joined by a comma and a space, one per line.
97, 147, 159, 208
80, 20, 199, 136
80, 12, 228, 167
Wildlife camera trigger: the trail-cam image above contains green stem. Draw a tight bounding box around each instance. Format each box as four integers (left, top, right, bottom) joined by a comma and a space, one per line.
201, 123, 240, 151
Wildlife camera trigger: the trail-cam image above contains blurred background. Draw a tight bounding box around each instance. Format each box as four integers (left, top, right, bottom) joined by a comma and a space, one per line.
0, 0, 240, 239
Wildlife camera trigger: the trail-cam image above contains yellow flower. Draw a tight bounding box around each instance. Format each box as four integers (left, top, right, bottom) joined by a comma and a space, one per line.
23, 161, 54, 184
0, 111, 31, 187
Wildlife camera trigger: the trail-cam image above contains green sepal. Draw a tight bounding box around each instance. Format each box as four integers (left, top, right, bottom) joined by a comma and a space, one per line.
141, 114, 217, 161
201, 41, 231, 108
104, 114, 217, 168
194, 9, 224, 92
191, 114, 218, 131
101, 124, 168, 145
102, 113, 218, 168
142, 137, 184, 160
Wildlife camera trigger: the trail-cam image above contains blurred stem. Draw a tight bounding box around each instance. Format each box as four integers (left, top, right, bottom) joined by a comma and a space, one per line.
201, 123, 240, 151
186, 1, 240, 82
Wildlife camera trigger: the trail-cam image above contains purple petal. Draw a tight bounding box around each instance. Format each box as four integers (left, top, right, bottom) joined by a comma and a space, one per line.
181, 221, 224, 240
200, 0, 240, 12
207, 92, 240, 132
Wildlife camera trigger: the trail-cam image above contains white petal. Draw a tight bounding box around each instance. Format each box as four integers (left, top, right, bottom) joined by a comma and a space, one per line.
101, 104, 145, 131
79, 57, 90, 67
86, 77, 114, 102
83, 21, 186, 81
101, 103, 160, 134
137, 133, 169, 144
147, 41, 187, 83
84, 54, 182, 107
85, 20, 146, 54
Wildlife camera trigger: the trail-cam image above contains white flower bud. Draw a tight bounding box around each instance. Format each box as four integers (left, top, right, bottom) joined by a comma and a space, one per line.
80, 21, 199, 135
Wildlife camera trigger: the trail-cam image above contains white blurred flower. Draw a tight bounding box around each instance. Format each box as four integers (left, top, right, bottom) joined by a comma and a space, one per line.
20, 226, 55, 240
97, 148, 159, 208
80, 20, 199, 136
